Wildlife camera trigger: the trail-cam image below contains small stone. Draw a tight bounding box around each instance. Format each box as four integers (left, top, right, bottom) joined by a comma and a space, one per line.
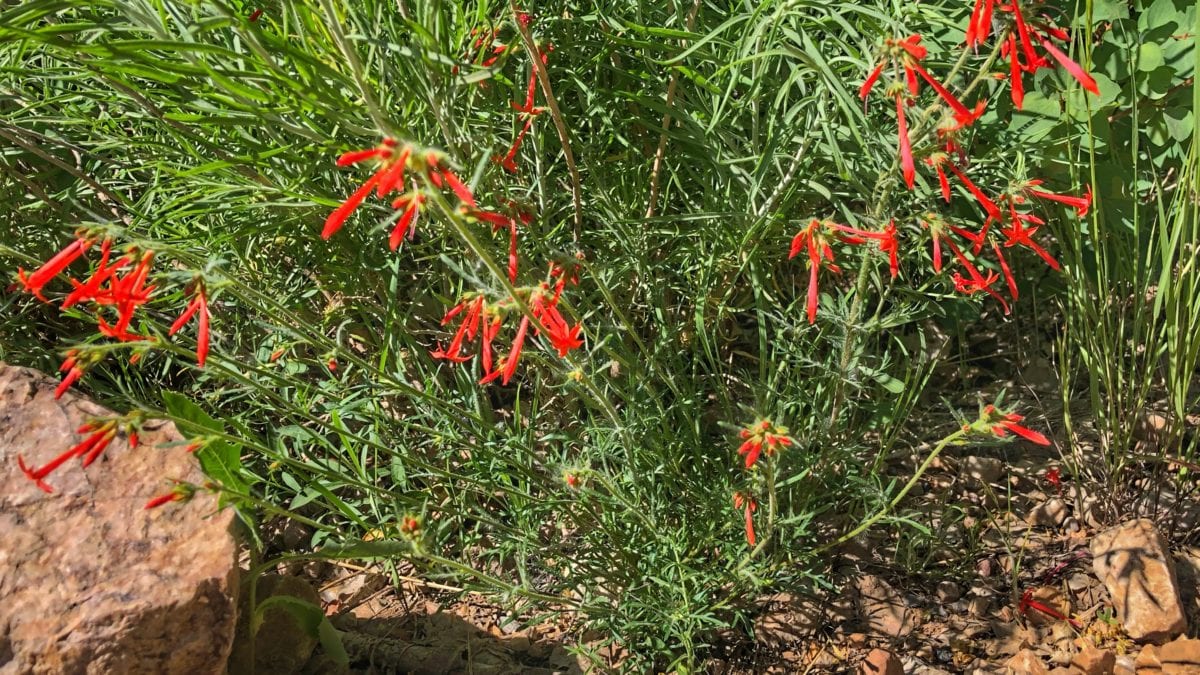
1008, 649, 1050, 675
936, 581, 962, 603
978, 558, 995, 578
1159, 637, 1200, 673
1071, 640, 1116, 675
963, 456, 1004, 484
1114, 654, 1136, 675
1135, 644, 1162, 674
1027, 498, 1070, 529
1025, 587, 1073, 627
856, 575, 920, 638
1133, 413, 1170, 448
1091, 520, 1187, 644
968, 596, 992, 617
859, 648, 904, 675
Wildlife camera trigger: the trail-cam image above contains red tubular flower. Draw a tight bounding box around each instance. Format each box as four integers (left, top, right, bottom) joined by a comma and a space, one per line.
490, 316, 530, 386
894, 35, 927, 60
878, 220, 899, 279
248, 8, 263, 22
1001, 202, 1061, 271
1034, 32, 1099, 95
984, 403, 1051, 445
425, 154, 476, 208
530, 281, 583, 356
830, 221, 899, 279
374, 147, 412, 198
946, 239, 1011, 314
1011, 1, 1044, 70
966, 0, 996, 47
1007, 34, 1026, 109
144, 491, 184, 509
732, 491, 757, 546
62, 239, 129, 309
95, 251, 156, 342
145, 481, 196, 509
895, 93, 915, 189
921, 215, 955, 273
16, 235, 92, 301
910, 62, 986, 127
18, 421, 117, 493
389, 192, 426, 250
946, 164, 1002, 221
789, 219, 857, 323
1026, 181, 1091, 217
323, 174, 382, 240
926, 154, 953, 202
496, 115, 537, 174
1020, 590, 1082, 628
1044, 466, 1064, 498
325, 139, 413, 240
992, 240, 1019, 301
859, 63, 884, 100
56, 349, 86, 399
169, 284, 211, 367
432, 295, 486, 363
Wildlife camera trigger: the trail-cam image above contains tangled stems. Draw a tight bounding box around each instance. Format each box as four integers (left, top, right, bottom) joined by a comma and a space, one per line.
813, 426, 968, 555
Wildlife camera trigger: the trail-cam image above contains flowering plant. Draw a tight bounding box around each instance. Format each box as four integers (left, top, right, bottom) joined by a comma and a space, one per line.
0, 0, 1142, 668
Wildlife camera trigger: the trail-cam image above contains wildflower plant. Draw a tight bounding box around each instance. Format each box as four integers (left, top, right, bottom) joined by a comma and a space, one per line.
0, 0, 1160, 668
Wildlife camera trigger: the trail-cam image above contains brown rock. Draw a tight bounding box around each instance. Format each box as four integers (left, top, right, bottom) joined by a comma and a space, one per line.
1072, 640, 1117, 675
1025, 587, 1073, 627
963, 455, 1004, 484
1160, 637, 1200, 674
856, 575, 920, 638
859, 648, 903, 675
1008, 648, 1050, 674
1137, 644, 1163, 674
0, 364, 238, 674
1028, 498, 1070, 529
936, 580, 962, 603
1091, 520, 1187, 643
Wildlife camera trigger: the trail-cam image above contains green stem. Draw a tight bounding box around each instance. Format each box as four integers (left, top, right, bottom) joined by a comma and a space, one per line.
813, 428, 966, 554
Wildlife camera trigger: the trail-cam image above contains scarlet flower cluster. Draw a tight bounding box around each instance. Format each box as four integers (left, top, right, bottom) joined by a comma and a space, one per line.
495, 42, 552, 174
788, 219, 900, 323
966, 0, 1099, 109
736, 419, 792, 469
18, 419, 134, 493
11, 233, 218, 494
14, 233, 215, 399
963, 402, 1052, 445
324, 138, 475, 247
793, 15, 1098, 323
433, 264, 584, 385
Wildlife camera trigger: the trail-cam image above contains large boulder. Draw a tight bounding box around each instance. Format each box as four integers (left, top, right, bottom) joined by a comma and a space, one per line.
1091, 519, 1187, 644
0, 363, 238, 674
